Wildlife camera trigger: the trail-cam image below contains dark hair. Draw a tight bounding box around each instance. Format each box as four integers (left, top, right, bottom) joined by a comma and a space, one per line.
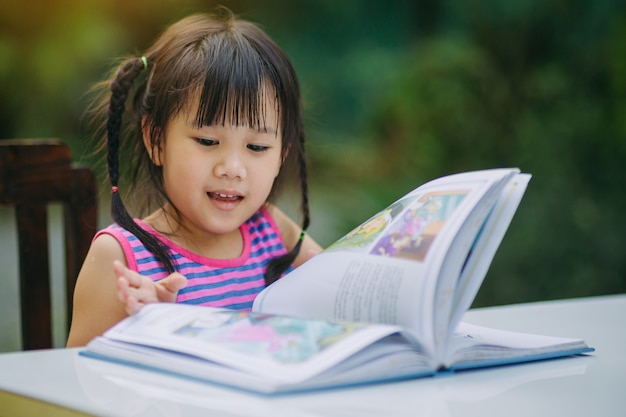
92, 9, 309, 285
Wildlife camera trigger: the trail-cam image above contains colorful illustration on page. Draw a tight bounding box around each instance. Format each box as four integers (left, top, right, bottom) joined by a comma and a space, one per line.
370, 190, 469, 261
173, 311, 368, 364
326, 196, 414, 252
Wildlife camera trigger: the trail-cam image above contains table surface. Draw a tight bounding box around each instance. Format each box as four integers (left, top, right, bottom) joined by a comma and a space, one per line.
1, 294, 624, 417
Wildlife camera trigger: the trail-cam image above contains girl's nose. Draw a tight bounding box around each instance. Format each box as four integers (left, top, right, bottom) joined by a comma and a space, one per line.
214, 149, 246, 180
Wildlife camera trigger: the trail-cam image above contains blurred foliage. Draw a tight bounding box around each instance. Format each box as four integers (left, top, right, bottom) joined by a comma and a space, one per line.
1, 0, 625, 308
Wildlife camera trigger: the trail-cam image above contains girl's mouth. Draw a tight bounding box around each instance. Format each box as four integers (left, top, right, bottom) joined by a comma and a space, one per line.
208, 192, 243, 202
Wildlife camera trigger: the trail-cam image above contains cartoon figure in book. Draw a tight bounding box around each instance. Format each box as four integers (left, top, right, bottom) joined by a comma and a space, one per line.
174, 311, 366, 363
371, 191, 468, 261
326, 198, 410, 251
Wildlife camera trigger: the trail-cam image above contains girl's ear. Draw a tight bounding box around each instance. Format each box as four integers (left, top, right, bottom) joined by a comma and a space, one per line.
142, 118, 162, 166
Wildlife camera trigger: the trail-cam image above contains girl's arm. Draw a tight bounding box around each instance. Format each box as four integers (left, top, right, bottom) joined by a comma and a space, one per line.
66, 234, 130, 347
66, 234, 186, 347
267, 205, 323, 267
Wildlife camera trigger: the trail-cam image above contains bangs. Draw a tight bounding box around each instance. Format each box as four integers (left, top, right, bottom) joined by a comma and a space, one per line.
193, 34, 281, 132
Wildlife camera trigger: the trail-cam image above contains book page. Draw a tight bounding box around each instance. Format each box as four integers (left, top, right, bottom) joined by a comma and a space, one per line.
443, 322, 591, 368
254, 251, 437, 343
93, 303, 406, 384
418, 170, 519, 353
446, 174, 531, 337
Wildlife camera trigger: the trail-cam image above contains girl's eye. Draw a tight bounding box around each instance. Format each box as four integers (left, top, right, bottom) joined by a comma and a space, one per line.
247, 144, 269, 152
196, 138, 218, 146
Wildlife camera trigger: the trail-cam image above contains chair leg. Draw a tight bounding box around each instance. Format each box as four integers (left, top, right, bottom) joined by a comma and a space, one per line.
16, 204, 52, 350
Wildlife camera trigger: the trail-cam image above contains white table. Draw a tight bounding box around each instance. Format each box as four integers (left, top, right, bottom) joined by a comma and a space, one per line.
1, 294, 624, 417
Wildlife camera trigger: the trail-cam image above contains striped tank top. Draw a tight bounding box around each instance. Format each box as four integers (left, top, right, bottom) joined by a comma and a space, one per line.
96, 208, 290, 310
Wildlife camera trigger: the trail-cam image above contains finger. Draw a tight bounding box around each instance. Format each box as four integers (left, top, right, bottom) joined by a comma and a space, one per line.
113, 260, 143, 288
115, 275, 130, 303
113, 260, 134, 287
163, 273, 188, 293
113, 260, 127, 277
125, 294, 143, 316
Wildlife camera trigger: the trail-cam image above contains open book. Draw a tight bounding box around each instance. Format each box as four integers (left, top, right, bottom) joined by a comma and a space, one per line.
82, 168, 593, 394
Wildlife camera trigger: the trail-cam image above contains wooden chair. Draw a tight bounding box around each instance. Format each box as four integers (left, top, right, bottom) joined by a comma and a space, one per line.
0, 139, 98, 350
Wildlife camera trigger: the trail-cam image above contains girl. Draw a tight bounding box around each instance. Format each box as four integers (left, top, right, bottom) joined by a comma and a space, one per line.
66, 10, 321, 347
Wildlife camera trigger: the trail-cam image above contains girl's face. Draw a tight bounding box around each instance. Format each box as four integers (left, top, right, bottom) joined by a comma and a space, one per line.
149, 97, 283, 246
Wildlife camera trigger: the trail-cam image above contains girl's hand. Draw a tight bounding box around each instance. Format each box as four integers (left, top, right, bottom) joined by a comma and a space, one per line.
113, 260, 187, 315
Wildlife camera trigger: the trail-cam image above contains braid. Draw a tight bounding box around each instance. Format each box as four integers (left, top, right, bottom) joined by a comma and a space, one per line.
107, 59, 141, 187
264, 135, 310, 286
107, 57, 176, 273
298, 143, 311, 232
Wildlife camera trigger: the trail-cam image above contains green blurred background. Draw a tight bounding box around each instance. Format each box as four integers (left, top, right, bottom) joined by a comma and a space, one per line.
1, 0, 625, 349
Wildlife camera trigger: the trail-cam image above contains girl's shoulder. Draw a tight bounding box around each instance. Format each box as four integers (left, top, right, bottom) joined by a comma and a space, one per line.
92, 221, 149, 272
260, 204, 300, 248
95, 222, 136, 240
94, 221, 147, 253
262, 205, 323, 267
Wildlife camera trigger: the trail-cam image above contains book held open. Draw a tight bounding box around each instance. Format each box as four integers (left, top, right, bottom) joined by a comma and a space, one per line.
82, 168, 593, 394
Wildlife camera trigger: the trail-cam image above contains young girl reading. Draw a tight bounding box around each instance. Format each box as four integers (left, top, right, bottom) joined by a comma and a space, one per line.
66, 9, 321, 347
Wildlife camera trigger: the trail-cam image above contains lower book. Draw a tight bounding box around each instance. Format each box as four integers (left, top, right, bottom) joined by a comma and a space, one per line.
81, 302, 593, 395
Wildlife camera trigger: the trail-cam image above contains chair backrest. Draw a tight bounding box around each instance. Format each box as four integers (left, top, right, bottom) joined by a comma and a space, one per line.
0, 139, 98, 350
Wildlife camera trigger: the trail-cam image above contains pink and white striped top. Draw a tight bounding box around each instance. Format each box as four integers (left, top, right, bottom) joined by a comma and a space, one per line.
96, 208, 290, 310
